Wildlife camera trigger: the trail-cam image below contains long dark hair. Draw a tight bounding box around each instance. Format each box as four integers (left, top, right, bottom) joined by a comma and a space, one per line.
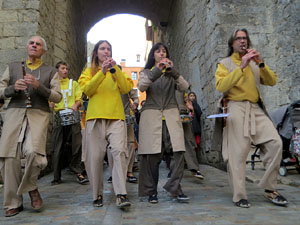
227, 28, 252, 57
91, 40, 112, 76
144, 42, 170, 69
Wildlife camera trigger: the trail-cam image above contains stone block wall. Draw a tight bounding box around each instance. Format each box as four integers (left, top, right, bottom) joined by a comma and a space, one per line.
163, 0, 300, 168
0, 0, 39, 74
38, 0, 86, 79
0, 0, 86, 78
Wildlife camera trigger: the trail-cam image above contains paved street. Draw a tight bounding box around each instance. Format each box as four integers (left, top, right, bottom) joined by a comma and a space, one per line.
0, 162, 300, 225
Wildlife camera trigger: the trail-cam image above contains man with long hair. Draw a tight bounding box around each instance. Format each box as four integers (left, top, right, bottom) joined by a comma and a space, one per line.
215, 28, 288, 208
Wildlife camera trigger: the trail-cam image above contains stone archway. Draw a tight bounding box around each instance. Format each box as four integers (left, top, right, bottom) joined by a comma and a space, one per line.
0, 0, 173, 79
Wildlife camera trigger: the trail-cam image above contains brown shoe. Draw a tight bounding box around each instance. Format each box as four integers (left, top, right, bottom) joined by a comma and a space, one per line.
28, 189, 43, 210
5, 205, 23, 217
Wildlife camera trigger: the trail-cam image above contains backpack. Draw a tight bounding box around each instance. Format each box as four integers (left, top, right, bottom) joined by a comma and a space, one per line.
290, 128, 300, 156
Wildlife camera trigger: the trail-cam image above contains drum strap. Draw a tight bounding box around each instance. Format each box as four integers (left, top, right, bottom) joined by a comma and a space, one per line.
62, 79, 73, 108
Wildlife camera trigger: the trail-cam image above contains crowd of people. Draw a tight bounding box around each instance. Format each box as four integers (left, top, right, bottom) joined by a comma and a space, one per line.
0, 28, 289, 217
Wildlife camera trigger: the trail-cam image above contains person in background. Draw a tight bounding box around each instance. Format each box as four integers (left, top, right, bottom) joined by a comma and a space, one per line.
49, 61, 87, 185
187, 91, 202, 150
107, 88, 139, 184
215, 28, 288, 208
0, 99, 5, 138
181, 92, 205, 179
79, 40, 133, 209
122, 88, 139, 183
138, 42, 189, 204
0, 36, 61, 217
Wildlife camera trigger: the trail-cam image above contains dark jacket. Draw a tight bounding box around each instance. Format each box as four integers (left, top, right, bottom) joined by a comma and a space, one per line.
192, 100, 202, 135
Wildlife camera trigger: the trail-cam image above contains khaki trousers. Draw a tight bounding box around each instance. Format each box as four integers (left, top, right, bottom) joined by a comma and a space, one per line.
126, 124, 136, 173
0, 117, 47, 210
223, 101, 282, 202
107, 124, 135, 175
183, 122, 199, 171
83, 119, 127, 200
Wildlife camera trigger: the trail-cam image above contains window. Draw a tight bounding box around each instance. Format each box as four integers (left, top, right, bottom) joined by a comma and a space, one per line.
131, 72, 137, 80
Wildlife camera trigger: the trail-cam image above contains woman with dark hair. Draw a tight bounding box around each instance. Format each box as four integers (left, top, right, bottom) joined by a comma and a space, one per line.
78, 40, 133, 209
137, 42, 190, 203
187, 92, 202, 148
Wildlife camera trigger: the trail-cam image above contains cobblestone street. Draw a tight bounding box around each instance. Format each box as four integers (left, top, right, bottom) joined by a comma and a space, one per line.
0, 163, 300, 225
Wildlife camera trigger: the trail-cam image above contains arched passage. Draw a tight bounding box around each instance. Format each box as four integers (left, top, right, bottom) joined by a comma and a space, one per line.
35, 0, 173, 81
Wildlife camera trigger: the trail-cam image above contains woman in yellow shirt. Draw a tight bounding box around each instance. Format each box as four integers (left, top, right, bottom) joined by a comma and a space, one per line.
79, 40, 133, 209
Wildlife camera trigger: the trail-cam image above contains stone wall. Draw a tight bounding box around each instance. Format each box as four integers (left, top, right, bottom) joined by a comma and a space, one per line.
38, 0, 86, 79
0, 0, 39, 74
163, 0, 300, 168
0, 0, 86, 78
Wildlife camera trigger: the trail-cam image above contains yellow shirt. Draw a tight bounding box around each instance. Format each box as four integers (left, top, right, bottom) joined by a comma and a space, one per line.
26, 58, 43, 70
54, 78, 82, 112
78, 65, 133, 120
215, 52, 277, 103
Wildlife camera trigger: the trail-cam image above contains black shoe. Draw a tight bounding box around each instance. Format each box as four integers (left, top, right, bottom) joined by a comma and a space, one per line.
76, 174, 89, 184
234, 199, 251, 208
167, 171, 172, 178
148, 194, 158, 204
177, 194, 190, 202
107, 176, 112, 183
193, 170, 204, 179
93, 195, 103, 207
127, 175, 138, 183
264, 190, 288, 206
51, 179, 62, 185
116, 194, 131, 208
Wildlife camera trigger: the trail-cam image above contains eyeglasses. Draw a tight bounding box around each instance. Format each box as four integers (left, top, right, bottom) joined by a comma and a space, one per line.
235, 37, 247, 41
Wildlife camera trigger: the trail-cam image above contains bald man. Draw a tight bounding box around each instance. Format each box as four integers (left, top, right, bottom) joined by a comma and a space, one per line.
0, 36, 61, 217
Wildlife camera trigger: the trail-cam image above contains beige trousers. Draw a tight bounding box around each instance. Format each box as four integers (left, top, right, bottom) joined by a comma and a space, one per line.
126, 124, 136, 173
0, 117, 47, 210
223, 101, 282, 202
83, 119, 127, 200
107, 124, 135, 175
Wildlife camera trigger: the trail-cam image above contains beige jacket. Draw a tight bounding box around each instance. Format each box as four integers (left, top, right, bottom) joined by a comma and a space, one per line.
137, 67, 189, 154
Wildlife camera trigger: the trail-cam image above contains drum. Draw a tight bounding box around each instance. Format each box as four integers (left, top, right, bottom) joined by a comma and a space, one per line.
59, 109, 81, 126
125, 115, 135, 126
180, 114, 192, 123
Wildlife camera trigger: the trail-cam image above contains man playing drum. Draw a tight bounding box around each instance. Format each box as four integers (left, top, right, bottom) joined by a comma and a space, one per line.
49, 61, 88, 185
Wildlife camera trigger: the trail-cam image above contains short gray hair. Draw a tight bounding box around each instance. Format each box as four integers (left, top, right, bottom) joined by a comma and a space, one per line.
27, 35, 48, 51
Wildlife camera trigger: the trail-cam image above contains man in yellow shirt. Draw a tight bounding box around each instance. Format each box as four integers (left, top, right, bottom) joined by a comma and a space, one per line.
215, 28, 288, 208
50, 61, 87, 185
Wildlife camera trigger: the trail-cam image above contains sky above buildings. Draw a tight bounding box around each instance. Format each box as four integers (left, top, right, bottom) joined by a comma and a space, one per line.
87, 14, 148, 67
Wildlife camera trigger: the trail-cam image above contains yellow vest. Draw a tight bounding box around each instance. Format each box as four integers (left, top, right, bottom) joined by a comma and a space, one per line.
54, 78, 82, 112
